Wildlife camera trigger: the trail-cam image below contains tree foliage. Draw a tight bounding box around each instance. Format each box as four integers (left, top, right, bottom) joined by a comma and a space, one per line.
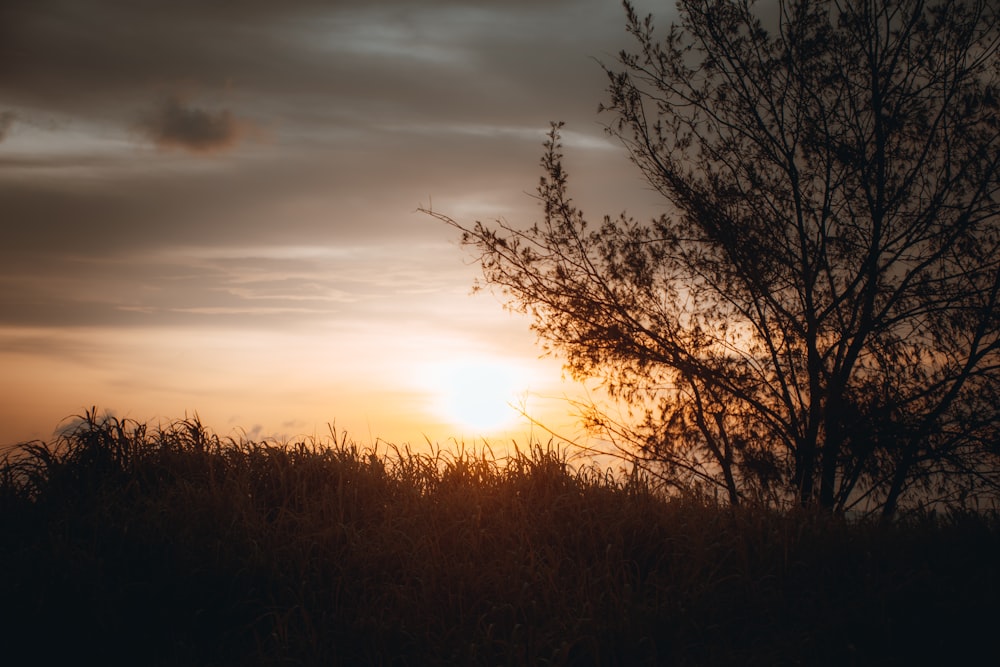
425, 0, 1000, 517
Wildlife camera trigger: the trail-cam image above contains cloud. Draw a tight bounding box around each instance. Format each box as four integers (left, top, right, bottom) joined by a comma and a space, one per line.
139, 96, 258, 154
0, 111, 15, 142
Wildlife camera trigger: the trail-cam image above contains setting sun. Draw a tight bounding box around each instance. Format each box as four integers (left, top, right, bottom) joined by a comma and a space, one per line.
424, 358, 531, 434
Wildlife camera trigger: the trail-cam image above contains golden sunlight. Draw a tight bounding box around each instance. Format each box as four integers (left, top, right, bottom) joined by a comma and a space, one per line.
426, 358, 531, 434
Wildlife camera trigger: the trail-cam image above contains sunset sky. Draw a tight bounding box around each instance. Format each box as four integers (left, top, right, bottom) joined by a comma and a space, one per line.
1, 0, 670, 449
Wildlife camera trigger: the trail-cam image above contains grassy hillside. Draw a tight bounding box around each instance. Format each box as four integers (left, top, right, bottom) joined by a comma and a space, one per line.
2, 412, 998, 665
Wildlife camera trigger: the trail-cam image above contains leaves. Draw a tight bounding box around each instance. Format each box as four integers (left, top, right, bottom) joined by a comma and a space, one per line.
428, 0, 1000, 517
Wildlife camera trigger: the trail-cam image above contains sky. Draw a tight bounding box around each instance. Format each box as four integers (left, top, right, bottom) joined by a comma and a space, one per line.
0, 0, 670, 450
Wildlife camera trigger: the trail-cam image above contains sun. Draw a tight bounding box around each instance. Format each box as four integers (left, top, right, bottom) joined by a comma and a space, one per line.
427, 358, 529, 434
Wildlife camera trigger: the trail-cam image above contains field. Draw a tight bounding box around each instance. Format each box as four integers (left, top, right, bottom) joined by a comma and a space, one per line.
2, 412, 998, 665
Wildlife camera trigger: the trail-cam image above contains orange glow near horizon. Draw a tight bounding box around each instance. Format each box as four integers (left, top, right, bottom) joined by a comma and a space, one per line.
0, 320, 590, 453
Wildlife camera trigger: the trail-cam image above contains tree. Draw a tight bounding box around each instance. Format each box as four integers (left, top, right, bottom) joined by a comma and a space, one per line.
423, 0, 1000, 518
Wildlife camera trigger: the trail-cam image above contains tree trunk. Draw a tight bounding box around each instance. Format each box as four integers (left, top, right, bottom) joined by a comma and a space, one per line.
819, 441, 839, 510
881, 446, 914, 522
819, 416, 842, 510
796, 436, 817, 506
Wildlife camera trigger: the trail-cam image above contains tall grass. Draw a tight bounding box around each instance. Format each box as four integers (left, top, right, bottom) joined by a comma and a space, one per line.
2, 410, 998, 665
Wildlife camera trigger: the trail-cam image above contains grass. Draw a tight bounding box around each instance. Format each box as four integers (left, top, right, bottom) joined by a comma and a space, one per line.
2, 411, 999, 666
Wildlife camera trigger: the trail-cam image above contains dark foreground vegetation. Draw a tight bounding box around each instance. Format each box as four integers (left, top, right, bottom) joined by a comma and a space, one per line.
2, 413, 999, 666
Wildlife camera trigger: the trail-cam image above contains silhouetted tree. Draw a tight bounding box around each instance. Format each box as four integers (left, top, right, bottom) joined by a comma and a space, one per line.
425, 0, 1000, 518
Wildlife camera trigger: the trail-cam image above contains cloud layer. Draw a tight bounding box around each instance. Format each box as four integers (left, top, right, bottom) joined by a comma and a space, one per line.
1, 0, 657, 313
0, 111, 15, 142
